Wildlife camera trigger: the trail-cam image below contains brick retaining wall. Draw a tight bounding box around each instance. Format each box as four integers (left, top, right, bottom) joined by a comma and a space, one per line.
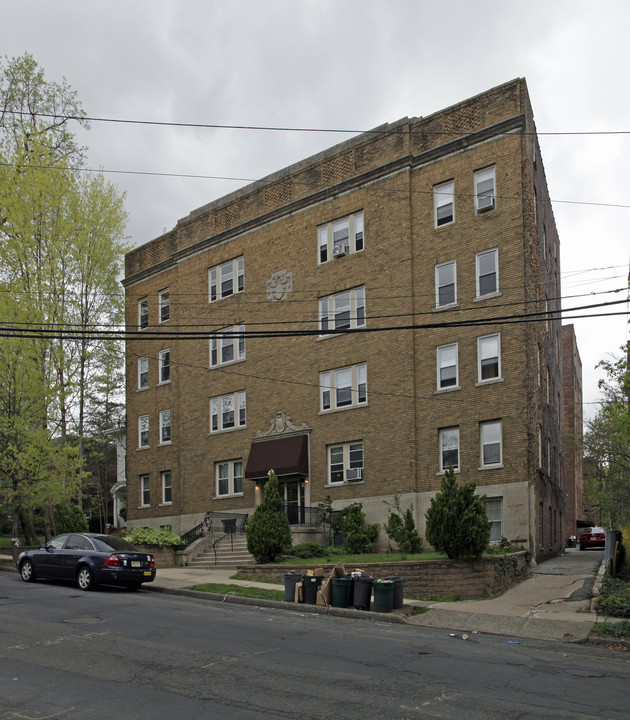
236, 551, 529, 599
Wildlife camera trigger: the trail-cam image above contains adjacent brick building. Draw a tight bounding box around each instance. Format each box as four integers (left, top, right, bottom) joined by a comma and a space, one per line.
123, 78, 581, 560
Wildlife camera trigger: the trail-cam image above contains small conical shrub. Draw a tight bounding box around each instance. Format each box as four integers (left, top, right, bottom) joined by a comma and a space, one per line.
245, 470, 292, 563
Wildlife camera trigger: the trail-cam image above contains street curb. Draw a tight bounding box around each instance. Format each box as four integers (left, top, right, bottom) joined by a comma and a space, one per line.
146, 584, 408, 624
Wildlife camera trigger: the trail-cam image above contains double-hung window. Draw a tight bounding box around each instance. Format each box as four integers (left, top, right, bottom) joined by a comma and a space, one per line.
158, 289, 170, 322
138, 298, 148, 329
210, 391, 246, 433
320, 363, 367, 412
319, 287, 366, 335
440, 427, 459, 471
138, 415, 149, 448
435, 260, 457, 307
162, 471, 172, 504
159, 409, 171, 444
318, 211, 364, 263
328, 441, 364, 484
477, 334, 501, 382
434, 181, 454, 227
475, 166, 496, 213
484, 497, 502, 542
140, 475, 150, 507
216, 460, 244, 497
481, 420, 502, 467
437, 343, 458, 390
209, 257, 245, 302
138, 356, 149, 389
210, 325, 246, 367
476, 248, 498, 297
159, 348, 170, 383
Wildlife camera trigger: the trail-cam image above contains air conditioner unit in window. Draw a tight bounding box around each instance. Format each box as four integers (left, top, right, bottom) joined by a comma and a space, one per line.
346, 468, 363, 481
333, 243, 349, 258
478, 195, 495, 212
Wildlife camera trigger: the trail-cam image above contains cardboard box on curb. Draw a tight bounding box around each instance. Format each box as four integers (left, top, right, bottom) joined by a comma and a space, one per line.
317, 563, 346, 606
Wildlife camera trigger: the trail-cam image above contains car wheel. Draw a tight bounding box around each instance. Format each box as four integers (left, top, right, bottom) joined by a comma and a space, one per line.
579, 545, 586, 551
76, 566, 95, 591
20, 559, 36, 583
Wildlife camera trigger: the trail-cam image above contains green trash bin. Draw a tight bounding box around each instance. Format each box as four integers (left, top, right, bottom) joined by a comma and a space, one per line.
373, 579, 394, 613
330, 576, 352, 607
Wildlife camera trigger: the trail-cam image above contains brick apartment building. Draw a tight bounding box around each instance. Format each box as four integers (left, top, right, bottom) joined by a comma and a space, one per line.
123, 78, 581, 560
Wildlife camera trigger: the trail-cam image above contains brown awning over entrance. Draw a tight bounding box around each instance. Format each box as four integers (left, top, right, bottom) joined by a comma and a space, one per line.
245, 434, 308, 480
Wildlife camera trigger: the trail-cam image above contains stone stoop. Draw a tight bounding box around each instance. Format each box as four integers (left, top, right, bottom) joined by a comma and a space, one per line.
189, 534, 254, 568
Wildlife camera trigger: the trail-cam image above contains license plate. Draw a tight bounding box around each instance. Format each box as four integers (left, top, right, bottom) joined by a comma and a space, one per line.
132, 561, 141, 568
143, 571, 152, 576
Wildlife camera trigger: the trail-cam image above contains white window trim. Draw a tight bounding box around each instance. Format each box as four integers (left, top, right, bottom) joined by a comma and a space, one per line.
138, 298, 148, 330
475, 248, 499, 299
484, 497, 503, 543
158, 348, 171, 384
215, 459, 244, 498
138, 414, 149, 449
435, 260, 457, 308
476, 333, 502, 384
138, 356, 149, 390
158, 288, 170, 323
208, 257, 245, 303
480, 420, 503, 468
161, 471, 172, 505
319, 287, 366, 336
140, 474, 150, 508
210, 325, 246, 368
439, 427, 459, 472
436, 343, 459, 391
474, 166, 496, 213
320, 363, 367, 412
159, 409, 171, 445
327, 441, 364, 485
210, 391, 247, 434
434, 180, 454, 228
317, 210, 364, 264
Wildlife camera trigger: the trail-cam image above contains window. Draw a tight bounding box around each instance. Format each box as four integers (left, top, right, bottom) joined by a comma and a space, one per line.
481, 420, 502, 467
140, 475, 150, 507
158, 289, 170, 322
138, 298, 148, 329
437, 343, 458, 390
216, 460, 244, 497
317, 211, 364, 263
434, 181, 454, 227
162, 471, 172, 504
209, 257, 245, 302
435, 261, 457, 307
320, 363, 367, 412
484, 497, 502, 542
328, 441, 363, 484
476, 248, 498, 297
138, 356, 149, 389
319, 287, 366, 334
138, 415, 149, 448
440, 427, 459, 471
159, 348, 170, 383
475, 166, 496, 213
159, 409, 171, 444
477, 334, 501, 382
210, 391, 246, 433
210, 325, 246, 367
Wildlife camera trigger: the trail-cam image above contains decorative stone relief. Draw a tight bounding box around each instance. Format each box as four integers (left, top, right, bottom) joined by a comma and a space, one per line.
266, 270, 293, 302
255, 411, 309, 438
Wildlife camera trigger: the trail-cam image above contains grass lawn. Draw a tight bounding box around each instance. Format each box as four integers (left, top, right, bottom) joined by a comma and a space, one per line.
190, 583, 285, 602
276, 551, 448, 566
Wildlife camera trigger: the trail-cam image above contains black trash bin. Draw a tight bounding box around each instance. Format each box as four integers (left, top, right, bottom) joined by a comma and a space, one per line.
385, 576, 405, 609
284, 571, 303, 602
302, 575, 323, 605
353, 576, 374, 610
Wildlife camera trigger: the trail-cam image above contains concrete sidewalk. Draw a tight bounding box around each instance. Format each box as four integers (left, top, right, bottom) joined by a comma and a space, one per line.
148, 550, 607, 643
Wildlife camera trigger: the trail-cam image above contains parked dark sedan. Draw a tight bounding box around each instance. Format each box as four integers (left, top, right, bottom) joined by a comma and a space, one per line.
16, 533, 156, 591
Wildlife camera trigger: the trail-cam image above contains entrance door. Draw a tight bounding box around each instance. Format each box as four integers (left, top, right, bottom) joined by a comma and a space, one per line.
278, 477, 306, 525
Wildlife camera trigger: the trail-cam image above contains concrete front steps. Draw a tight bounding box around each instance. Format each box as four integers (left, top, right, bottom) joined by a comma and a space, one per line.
189, 534, 254, 568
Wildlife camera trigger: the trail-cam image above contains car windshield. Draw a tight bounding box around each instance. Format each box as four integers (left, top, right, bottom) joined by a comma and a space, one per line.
91, 536, 139, 552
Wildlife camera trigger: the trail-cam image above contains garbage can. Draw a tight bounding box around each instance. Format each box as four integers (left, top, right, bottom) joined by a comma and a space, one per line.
302, 575, 323, 605
353, 576, 374, 610
330, 576, 352, 607
385, 576, 405, 609
373, 579, 394, 613
284, 571, 303, 602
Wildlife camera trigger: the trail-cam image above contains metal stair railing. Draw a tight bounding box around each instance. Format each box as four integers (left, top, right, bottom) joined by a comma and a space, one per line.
181, 511, 249, 548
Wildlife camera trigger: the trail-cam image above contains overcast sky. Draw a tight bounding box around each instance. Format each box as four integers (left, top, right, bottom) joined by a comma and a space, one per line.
4, 0, 629, 419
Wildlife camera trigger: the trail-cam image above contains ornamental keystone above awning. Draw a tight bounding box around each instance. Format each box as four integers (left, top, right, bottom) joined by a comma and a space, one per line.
245, 412, 310, 481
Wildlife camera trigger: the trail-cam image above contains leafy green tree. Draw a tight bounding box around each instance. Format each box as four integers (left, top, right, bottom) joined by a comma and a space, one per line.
341, 502, 379, 554
383, 495, 423, 558
53, 502, 88, 534
425, 468, 490, 559
245, 471, 293, 563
